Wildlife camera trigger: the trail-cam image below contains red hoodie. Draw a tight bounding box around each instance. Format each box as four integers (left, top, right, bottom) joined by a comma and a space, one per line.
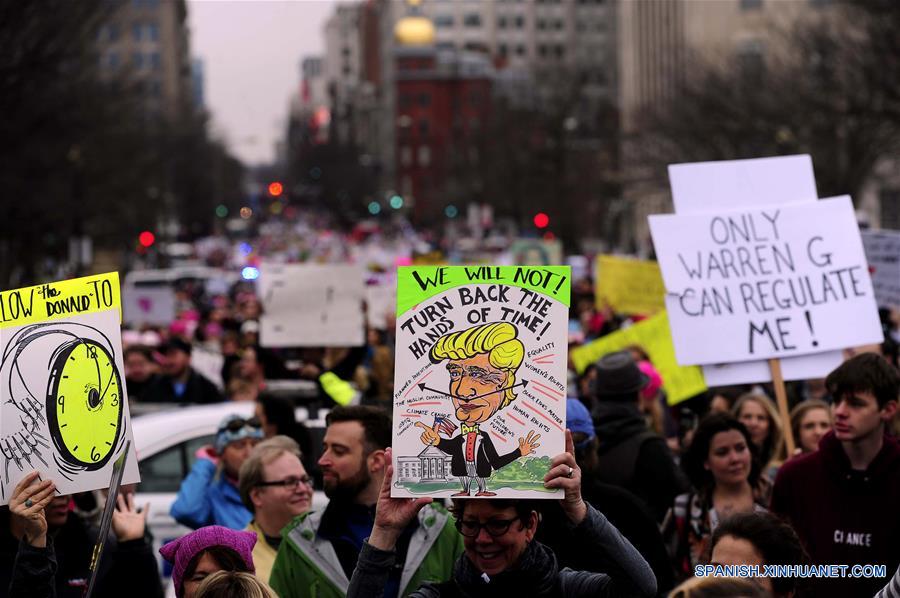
771, 431, 900, 597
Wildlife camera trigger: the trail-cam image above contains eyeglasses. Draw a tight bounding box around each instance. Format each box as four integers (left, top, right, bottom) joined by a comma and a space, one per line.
221, 417, 262, 433
455, 516, 523, 538
256, 476, 314, 490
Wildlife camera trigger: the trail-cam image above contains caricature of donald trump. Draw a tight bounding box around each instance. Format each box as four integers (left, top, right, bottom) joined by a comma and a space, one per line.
416, 322, 540, 496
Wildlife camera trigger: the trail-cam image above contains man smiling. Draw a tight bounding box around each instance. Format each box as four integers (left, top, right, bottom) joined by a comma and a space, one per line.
416, 322, 540, 496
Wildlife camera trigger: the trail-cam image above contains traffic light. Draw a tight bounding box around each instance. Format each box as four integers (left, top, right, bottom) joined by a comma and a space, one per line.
138, 231, 155, 248
533, 212, 549, 229
268, 181, 283, 197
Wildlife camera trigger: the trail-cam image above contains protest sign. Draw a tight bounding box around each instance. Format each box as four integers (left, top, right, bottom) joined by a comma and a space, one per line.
861, 229, 900, 308
669, 154, 817, 214
569, 311, 706, 405
391, 265, 570, 499
650, 196, 883, 365
667, 155, 844, 384
258, 263, 365, 347
595, 255, 666, 315
122, 286, 176, 327
509, 238, 564, 266
0, 273, 140, 505
365, 272, 397, 331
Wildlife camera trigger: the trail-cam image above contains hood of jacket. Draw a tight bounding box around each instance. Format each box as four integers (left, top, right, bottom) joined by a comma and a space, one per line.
819, 430, 900, 485
593, 402, 648, 453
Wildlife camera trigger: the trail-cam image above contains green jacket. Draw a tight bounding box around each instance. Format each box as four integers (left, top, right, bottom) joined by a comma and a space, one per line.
269, 503, 463, 598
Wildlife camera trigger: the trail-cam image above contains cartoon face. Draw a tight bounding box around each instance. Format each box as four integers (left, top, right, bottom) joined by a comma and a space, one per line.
447, 353, 508, 424
47, 340, 123, 470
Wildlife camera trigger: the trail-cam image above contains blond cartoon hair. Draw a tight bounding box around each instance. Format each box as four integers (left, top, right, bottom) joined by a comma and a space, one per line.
430, 322, 524, 408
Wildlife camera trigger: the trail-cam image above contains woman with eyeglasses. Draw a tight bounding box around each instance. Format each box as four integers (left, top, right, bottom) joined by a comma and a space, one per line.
237, 436, 313, 583
171, 414, 265, 530
346, 432, 657, 597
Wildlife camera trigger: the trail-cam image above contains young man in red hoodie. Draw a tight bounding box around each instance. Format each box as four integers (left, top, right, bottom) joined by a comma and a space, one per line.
772, 353, 900, 597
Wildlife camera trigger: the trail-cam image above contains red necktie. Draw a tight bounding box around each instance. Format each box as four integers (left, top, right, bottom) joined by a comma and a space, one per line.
465, 432, 477, 462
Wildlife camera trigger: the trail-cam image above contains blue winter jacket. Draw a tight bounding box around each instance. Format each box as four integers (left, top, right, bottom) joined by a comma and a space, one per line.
170, 458, 252, 530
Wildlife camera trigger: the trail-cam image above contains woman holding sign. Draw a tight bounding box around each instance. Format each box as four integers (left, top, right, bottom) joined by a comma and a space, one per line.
345, 432, 657, 597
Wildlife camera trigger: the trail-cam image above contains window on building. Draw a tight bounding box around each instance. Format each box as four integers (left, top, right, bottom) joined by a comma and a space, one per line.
498, 43, 508, 57
100, 51, 120, 70
515, 15, 525, 28
463, 13, 482, 27
538, 44, 548, 58
133, 22, 143, 41
400, 146, 412, 167
149, 52, 161, 70
399, 94, 413, 108
882, 189, 900, 229
515, 44, 526, 56
555, 19, 564, 30
147, 22, 159, 42
554, 45, 565, 58
146, 79, 162, 98
434, 14, 454, 28
97, 24, 120, 42
536, 19, 546, 30
497, 16, 507, 29
740, 0, 763, 9
418, 146, 431, 166
418, 92, 431, 107
419, 119, 430, 136
436, 41, 455, 51
132, 52, 144, 69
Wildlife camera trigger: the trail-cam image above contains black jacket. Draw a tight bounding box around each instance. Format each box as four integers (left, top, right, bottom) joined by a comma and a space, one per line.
437, 431, 521, 478
141, 368, 223, 404
537, 480, 676, 596
347, 503, 657, 598
592, 402, 689, 522
3, 510, 163, 598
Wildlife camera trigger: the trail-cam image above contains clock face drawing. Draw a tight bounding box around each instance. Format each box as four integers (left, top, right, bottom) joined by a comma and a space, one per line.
46, 339, 123, 470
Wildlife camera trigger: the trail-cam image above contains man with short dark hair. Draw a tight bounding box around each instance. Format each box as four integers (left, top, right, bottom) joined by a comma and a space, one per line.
270, 406, 463, 598
142, 338, 222, 404
772, 353, 900, 597
590, 351, 688, 522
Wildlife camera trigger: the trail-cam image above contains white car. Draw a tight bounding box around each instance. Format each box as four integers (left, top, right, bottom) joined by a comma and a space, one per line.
131, 402, 329, 591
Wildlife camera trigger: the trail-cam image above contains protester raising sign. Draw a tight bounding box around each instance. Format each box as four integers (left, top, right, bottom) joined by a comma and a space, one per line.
258, 263, 365, 347
0, 273, 140, 505
569, 311, 706, 405
650, 196, 883, 365
595, 255, 666, 315
391, 265, 569, 499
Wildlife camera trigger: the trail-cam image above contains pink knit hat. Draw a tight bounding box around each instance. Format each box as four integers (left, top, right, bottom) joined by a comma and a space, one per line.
638, 360, 663, 401
159, 526, 256, 597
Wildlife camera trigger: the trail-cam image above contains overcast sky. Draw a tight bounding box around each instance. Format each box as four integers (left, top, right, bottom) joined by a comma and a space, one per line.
187, 0, 336, 166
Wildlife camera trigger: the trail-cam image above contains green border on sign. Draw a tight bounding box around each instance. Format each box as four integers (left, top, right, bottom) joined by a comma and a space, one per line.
396, 265, 571, 317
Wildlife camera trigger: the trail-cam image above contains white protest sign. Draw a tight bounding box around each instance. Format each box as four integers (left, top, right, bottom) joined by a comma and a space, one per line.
668, 155, 843, 383
650, 196, 883, 365
365, 272, 397, 331
122, 286, 177, 327
861, 229, 900, 308
0, 274, 140, 505
669, 154, 817, 213
258, 263, 365, 347
391, 266, 569, 499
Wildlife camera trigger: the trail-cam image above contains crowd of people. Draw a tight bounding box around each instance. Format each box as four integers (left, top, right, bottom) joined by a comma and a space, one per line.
4, 252, 900, 597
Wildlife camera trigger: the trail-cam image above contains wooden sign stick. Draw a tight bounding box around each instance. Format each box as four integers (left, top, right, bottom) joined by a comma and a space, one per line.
768, 358, 796, 455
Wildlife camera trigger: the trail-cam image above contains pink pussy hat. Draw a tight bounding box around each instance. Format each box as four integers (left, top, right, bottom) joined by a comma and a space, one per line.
159, 526, 256, 597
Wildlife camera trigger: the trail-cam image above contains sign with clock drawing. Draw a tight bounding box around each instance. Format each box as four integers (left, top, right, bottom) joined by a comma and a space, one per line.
0, 273, 139, 504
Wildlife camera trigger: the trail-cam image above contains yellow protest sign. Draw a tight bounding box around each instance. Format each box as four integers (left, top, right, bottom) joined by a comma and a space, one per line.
569, 311, 706, 405
0, 273, 121, 329
595, 255, 666, 315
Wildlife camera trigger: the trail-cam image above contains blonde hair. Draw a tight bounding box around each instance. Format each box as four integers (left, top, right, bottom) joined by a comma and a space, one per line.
238, 435, 303, 513
194, 571, 277, 598
733, 392, 786, 467
430, 322, 524, 408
